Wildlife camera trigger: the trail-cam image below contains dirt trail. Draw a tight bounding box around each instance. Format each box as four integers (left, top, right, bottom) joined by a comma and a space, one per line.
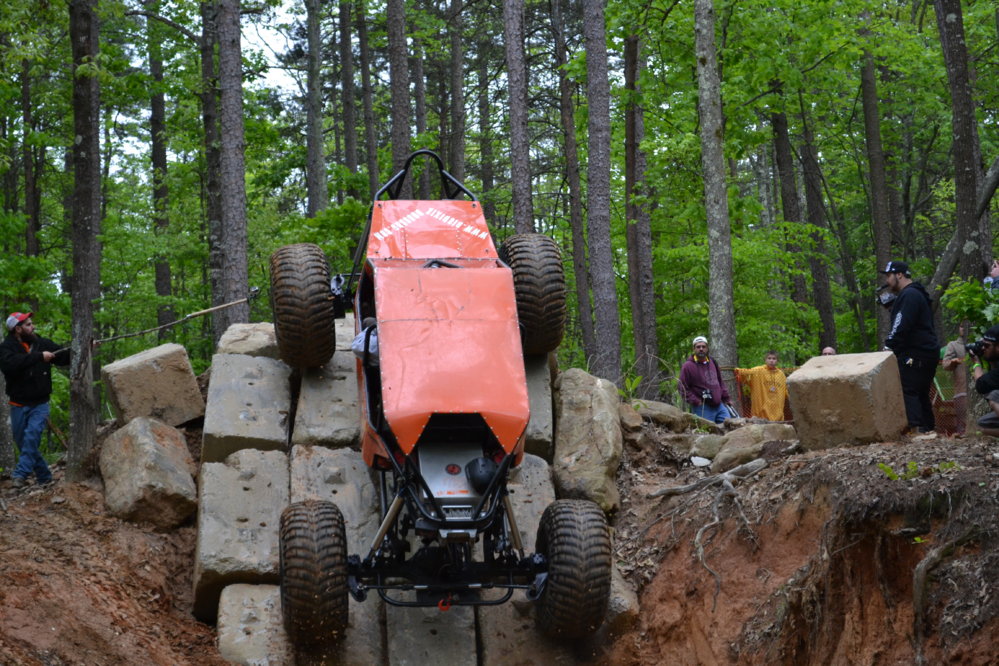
2, 430, 998, 664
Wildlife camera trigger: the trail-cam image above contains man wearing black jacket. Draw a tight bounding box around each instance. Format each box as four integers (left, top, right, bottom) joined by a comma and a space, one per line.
969, 325, 999, 436
881, 261, 939, 433
0, 312, 69, 487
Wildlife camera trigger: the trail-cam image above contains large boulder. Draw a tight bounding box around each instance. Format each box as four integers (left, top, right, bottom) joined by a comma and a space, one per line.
553, 368, 622, 513
193, 449, 289, 622
711, 423, 797, 473
98, 417, 197, 529
100, 343, 204, 427
787, 352, 907, 450
632, 399, 723, 434
201, 354, 292, 463
216, 323, 280, 359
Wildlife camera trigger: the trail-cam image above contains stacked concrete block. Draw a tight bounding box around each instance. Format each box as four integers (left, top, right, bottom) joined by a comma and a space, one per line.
100, 343, 204, 426
193, 449, 289, 621
288, 445, 385, 665
217, 323, 281, 359
788, 351, 907, 450
290, 351, 360, 449
216, 584, 293, 665
99, 417, 197, 529
524, 354, 555, 461
386, 605, 477, 666
202, 354, 292, 463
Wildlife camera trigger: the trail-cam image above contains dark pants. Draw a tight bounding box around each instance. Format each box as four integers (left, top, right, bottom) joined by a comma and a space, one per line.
896, 355, 937, 431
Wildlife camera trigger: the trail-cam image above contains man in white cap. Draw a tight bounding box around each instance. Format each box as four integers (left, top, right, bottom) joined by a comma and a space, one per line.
0, 312, 69, 488
678, 335, 734, 424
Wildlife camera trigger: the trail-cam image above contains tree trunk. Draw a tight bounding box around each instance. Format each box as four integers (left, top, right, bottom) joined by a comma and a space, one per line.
411, 42, 430, 199
200, 0, 224, 335
504, 0, 533, 232
147, 9, 174, 335
860, 48, 892, 341
694, 0, 737, 391
476, 50, 496, 225
551, 0, 595, 359
215, 0, 250, 340
934, 0, 984, 281
771, 108, 808, 305
0, 373, 14, 475
357, 0, 379, 197
339, 0, 358, 197
305, 0, 328, 217
448, 0, 465, 182
68, 0, 101, 481
21, 59, 40, 259
386, 0, 411, 197
624, 34, 658, 397
582, 0, 620, 385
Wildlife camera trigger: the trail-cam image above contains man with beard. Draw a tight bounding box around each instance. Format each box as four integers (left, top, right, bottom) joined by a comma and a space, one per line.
0, 313, 69, 487
881, 261, 939, 434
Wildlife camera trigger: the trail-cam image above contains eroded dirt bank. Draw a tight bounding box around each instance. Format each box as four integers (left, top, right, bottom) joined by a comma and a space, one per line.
608, 435, 999, 665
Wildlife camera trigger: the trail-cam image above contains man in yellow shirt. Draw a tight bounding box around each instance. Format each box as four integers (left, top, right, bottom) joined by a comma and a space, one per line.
736, 351, 788, 421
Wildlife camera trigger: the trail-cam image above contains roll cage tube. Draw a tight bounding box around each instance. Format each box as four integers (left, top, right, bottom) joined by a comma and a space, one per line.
347, 150, 479, 297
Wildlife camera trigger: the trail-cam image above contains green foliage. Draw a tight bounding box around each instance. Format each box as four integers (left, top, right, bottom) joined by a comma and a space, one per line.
878, 460, 960, 481
940, 278, 999, 339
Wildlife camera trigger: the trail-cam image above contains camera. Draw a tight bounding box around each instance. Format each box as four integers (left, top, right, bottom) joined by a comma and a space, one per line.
966, 340, 987, 358
876, 284, 896, 309
701, 389, 712, 401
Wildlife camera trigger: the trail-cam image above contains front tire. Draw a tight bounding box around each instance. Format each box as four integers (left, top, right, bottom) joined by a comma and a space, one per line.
499, 233, 567, 354
534, 499, 612, 639
270, 243, 336, 368
279, 500, 349, 649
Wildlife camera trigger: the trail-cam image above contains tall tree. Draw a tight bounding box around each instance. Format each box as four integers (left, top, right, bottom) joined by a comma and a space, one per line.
624, 34, 658, 397
146, 8, 174, 334
339, 0, 358, 195
771, 107, 808, 305
448, 0, 465, 182
582, 0, 620, 383
386, 0, 412, 197
357, 0, 379, 197
214, 0, 250, 339
201, 0, 224, 337
305, 0, 328, 217
476, 45, 496, 223
694, 0, 737, 387
504, 0, 533, 232
68, 0, 101, 481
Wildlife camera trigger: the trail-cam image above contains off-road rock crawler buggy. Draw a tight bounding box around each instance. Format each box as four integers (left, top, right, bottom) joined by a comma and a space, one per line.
269, 150, 612, 650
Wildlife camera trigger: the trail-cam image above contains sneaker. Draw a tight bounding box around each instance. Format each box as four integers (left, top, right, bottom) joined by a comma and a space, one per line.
11, 477, 26, 488
913, 431, 938, 441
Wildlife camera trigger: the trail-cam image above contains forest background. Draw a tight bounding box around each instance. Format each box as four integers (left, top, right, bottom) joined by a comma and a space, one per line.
0, 0, 997, 477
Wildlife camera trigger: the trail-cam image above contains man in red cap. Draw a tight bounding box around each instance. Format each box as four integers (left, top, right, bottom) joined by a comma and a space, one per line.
0, 313, 69, 488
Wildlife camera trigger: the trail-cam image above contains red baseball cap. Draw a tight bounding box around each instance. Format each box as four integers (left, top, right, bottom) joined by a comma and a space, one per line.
6, 312, 32, 330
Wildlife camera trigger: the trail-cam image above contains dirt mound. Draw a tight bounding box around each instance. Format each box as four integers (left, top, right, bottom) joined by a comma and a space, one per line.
0, 470, 225, 665
607, 431, 999, 664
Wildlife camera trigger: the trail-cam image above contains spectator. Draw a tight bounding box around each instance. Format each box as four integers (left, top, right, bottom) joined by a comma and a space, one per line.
821, 347, 836, 356
678, 335, 734, 424
968, 325, 999, 436
881, 260, 939, 434
983, 260, 999, 292
941, 322, 968, 436
0, 312, 70, 488
735, 351, 788, 421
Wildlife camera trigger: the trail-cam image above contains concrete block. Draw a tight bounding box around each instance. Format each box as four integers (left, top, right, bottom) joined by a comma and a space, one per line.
289, 445, 385, 665
99, 417, 197, 529
524, 354, 554, 461
386, 605, 476, 666
291, 351, 359, 449
217, 584, 293, 665
202, 354, 292, 463
100, 343, 204, 427
478, 454, 576, 666
193, 449, 289, 622
217, 323, 280, 359
787, 351, 907, 450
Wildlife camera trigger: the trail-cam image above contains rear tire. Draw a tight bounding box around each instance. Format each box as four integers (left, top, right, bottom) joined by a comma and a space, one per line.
534, 499, 612, 639
270, 243, 335, 368
279, 500, 349, 649
499, 234, 566, 354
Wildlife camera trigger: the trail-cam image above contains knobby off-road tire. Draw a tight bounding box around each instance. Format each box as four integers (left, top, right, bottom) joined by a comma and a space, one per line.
534, 499, 612, 639
269, 243, 335, 368
499, 233, 567, 354
279, 500, 349, 649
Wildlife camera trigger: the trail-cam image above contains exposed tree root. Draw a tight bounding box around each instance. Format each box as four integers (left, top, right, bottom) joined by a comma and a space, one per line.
912, 528, 978, 666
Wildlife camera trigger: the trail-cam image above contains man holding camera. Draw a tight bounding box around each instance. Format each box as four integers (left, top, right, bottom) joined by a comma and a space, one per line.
679, 335, 735, 424
881, 260, 939, 433
968, 325, 999, 436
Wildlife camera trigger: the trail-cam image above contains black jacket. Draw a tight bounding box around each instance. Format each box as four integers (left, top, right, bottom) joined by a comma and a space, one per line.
975, 366, 999, 397
884, 282, 939, 359
0, 333, 69, 406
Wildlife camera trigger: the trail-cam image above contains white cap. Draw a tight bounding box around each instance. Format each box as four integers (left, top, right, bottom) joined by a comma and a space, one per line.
692, 335, 708, 346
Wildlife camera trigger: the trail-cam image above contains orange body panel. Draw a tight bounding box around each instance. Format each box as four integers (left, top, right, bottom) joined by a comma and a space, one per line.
358, 200, 529, 466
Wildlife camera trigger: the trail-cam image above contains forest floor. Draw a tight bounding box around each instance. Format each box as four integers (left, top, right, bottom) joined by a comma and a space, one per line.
1, 426, 998, 664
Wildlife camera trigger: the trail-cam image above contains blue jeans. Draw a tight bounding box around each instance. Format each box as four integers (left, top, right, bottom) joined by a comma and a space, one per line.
692, 402, 731, 424
11, 402, 52, 483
